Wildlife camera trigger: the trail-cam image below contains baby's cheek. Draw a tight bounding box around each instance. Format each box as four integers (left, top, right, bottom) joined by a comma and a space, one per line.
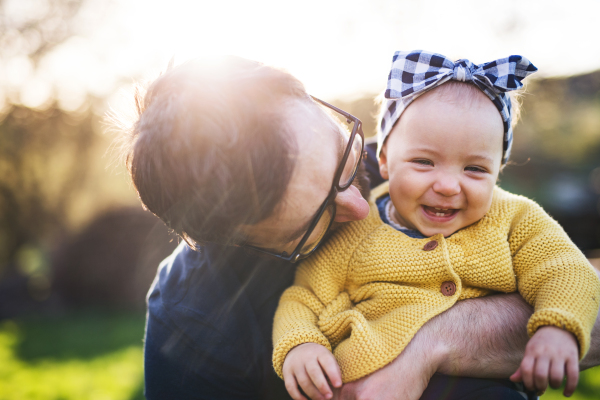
470, 192, 494, 222
470, 180, 495, 209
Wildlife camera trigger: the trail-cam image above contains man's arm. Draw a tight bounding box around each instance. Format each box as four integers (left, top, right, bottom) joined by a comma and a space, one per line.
333, 293, 532, 399
435, 268, 600, 376
432, 293, 531, 377
334, 268, 600, 399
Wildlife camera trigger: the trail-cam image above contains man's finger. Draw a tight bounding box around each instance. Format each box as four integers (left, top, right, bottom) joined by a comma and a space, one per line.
330, 384, 342, 400
336, 381, 359, 400
318, 353, 342, 388
563, 358, 579, 397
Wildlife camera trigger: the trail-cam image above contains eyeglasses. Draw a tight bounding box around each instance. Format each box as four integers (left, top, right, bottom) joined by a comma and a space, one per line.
245, 96, 365, 263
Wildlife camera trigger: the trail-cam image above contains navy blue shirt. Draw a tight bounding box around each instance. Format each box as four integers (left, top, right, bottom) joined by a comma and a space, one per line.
145, 242, 295, 399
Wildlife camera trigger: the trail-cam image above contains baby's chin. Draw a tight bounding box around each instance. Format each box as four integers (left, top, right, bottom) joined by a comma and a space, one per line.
416, 219, 479, 238
419, 227, 460, 238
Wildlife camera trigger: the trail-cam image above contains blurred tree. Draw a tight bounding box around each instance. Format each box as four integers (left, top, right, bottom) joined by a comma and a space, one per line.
52, 207, 178, 310
0, 0, 167, 315
514, 71, 600, 166
0, 104, 96, 271
0, 0, 84, 65
331, 95, 380, 139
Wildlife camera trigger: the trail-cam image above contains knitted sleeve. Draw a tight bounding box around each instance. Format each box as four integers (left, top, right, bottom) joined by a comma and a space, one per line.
508, 197, 600, 359
271, 220, 373, 379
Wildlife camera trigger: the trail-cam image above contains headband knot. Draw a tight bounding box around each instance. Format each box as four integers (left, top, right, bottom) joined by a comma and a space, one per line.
452, 61, 472, 82
378, 51, 537, 164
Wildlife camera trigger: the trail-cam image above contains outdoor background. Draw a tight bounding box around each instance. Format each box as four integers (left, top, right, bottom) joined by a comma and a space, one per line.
1, 0, 599, 399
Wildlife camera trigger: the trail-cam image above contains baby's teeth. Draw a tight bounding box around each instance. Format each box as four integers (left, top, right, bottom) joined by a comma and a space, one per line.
435, 212, 445, 216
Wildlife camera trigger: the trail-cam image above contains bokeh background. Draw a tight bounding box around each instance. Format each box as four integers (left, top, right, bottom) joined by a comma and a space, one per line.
1, 0, 599, 398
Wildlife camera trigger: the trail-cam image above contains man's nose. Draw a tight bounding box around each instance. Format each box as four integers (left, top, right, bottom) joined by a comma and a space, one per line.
333, 184, 370, 222
432, 173, 461, 197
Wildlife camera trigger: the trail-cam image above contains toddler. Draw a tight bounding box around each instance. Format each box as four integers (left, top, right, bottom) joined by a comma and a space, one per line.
272, 51, 600, 400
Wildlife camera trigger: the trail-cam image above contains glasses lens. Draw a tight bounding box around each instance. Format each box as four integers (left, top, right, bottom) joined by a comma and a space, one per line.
339, 128, 363, 188
299, 204, 334, 256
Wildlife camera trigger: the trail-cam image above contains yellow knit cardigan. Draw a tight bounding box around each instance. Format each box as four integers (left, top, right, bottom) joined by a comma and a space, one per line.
272, 183, 600, 382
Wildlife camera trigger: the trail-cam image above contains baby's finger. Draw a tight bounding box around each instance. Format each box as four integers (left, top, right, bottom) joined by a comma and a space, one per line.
563, 358, 579, 397
533, 357, 550, 392
519, 356, 536, 391
318, 354, 342, 388
306, 360, 333, 399
283, 372, 308, 400
297, 367, 327, 400
548, 359, 564, 389
509, 368, 522, 383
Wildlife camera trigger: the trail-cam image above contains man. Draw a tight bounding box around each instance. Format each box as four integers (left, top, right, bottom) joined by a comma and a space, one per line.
121, 56, 600, 399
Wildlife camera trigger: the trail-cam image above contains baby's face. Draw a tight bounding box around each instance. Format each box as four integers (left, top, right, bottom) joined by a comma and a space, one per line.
379, 89, 504, 238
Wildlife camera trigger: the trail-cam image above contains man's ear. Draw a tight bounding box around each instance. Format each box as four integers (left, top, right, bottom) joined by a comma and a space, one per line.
378, 146, 390, 180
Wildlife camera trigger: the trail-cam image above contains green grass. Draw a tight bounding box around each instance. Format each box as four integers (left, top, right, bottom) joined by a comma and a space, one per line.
542, 366, 600, 399
1, 311, 599, 399
0, 312, 145, 400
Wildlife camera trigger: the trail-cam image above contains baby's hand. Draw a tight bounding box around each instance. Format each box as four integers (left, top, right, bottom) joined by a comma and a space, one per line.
282, 343, 342, 400
510, 326, 579, 397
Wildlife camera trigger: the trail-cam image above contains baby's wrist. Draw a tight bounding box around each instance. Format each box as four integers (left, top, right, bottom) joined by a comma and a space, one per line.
534, 325, 577, 341
285, 342, 328, 361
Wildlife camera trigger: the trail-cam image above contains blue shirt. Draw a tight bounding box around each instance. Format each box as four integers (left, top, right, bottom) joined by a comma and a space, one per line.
376, 194, 428, 239
144, 242, 295, 399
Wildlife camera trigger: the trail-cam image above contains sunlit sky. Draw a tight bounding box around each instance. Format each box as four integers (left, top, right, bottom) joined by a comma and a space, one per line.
2, 0, 600, 111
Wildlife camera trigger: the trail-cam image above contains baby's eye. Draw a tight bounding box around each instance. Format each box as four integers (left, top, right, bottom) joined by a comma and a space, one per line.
412, 159, 433, 166
465, 165, 487, 173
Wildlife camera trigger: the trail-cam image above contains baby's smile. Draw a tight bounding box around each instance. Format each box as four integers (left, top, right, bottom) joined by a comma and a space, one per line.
422, 205, 458, 219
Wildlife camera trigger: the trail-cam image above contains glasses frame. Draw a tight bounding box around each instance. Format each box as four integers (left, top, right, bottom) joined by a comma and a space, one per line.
245, 96, 365, 263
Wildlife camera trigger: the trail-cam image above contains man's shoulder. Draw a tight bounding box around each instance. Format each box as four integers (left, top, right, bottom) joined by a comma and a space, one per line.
150, 242, 204, 305
152, 242, 229, 305
151, 241, 292, 314
148, 241, 295, 344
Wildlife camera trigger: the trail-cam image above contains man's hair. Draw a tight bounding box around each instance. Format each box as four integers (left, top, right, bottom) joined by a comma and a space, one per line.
120, 56, 309, 247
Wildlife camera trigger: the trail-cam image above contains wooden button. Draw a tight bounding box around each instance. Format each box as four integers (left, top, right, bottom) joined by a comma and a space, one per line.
423, 240, 438, 251
441, 281, 456, 296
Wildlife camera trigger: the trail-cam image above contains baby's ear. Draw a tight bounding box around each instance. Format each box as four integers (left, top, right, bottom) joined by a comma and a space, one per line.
378, 146, 390, 180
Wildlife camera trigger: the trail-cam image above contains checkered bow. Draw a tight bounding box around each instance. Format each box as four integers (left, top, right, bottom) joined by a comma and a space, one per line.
378, 50, 537, 164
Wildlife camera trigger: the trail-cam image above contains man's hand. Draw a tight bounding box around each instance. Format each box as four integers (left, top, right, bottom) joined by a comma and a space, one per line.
332, 330, 446, 400
510, 326, 580, 397
283, 343, 342, 400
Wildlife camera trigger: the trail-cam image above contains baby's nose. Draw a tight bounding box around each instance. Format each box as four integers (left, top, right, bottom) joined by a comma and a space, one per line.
433, 175, 461, 197
334, 185, 370, 222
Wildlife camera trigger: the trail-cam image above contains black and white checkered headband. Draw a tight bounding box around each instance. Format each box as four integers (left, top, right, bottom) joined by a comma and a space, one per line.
378, 50, 537, 164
